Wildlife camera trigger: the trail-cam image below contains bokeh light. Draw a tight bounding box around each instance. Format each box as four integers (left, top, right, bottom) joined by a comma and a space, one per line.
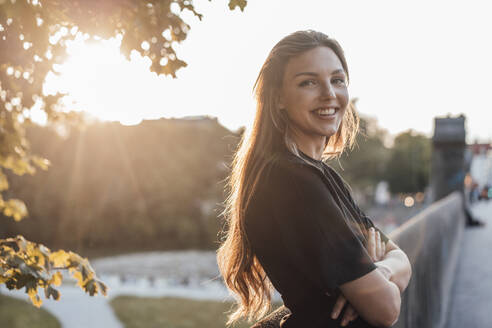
404, 196, 415, 207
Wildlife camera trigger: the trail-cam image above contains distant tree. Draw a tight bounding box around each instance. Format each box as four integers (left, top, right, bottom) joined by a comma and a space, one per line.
3, 118, 239, 252
0, 0, 247, 306
330, 101, 391, 194
385, 130, 431, 194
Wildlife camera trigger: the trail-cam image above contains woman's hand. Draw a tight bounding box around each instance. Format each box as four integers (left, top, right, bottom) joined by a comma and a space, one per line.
366, 227, 386, 262
331, 294, 358, 327
366, 227, 394, 281
330, 227, 388, 326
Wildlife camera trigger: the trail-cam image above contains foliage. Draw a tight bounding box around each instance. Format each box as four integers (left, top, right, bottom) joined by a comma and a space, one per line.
1, 0, 247, 306
330, 114, 391, 191
0, 235, 107, 307
0, 294, 60, 328
331, 108, 431, 200
385, 130, 431, 194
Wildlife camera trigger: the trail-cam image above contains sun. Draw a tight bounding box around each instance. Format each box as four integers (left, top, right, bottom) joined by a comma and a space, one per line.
43, 34, 156, 126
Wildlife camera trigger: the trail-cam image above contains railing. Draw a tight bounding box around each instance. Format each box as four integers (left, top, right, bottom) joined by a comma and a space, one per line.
252, 192, 465, 328
391, 192, 464, 328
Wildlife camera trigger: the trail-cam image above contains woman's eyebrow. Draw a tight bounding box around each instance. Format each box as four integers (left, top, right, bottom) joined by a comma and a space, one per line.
293, 69, 345, 78
331, 69, 346, 75
294, 72, 317, 78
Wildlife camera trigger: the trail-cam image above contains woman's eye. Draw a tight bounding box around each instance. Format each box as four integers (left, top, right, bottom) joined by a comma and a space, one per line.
332, 78, 346, 86
299, 80, 317, 87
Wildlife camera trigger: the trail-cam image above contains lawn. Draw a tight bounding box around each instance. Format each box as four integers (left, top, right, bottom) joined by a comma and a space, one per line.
0, 294, 61, 328
111, 296, 282, 328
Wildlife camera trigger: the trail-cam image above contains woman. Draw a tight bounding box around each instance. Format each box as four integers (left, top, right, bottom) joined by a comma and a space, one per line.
217, 30, 412, 328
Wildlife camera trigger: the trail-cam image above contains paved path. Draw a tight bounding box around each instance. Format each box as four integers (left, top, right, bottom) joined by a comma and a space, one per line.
448, 201, 492, 327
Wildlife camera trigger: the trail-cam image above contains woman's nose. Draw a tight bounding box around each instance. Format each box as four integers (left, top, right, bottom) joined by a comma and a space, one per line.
320, 81, 336, 99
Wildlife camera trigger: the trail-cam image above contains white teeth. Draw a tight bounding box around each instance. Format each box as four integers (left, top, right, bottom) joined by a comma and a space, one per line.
317, 108, 336, 115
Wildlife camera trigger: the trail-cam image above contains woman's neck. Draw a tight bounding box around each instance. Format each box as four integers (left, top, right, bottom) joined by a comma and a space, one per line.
288, 129, 326, 160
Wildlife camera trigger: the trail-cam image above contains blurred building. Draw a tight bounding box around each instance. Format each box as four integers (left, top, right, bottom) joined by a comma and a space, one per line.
430, 116, 467, 201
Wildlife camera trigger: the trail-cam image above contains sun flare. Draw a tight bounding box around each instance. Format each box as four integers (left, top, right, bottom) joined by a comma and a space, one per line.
44, 35, 158, 126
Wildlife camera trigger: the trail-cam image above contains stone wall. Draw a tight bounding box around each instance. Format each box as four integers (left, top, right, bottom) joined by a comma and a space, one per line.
391, 192, 464, 328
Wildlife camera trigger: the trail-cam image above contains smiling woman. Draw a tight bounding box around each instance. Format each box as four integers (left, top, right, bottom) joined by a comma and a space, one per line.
217, 30, 412, 328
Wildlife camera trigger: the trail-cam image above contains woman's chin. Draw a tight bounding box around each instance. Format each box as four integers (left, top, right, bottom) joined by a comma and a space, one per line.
319, 125, 340, 138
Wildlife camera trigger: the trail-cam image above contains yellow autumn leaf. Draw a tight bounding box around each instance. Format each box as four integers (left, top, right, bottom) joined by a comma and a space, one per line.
49, 250, 70, 267
28, 287, 42, 308
36, 252, 46, 267
3, 207, 12, 217
0, 171, 8, 191
27, 287, 36, 298
13, 212, 22, 222
50, 271, 63, 286
72, 271, 84, 288
26, 245, 46, 267
2, 199, 28, 221
1, 245, 15, 254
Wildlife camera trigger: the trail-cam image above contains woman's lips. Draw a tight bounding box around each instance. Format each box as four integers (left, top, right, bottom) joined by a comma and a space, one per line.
312, 107, 338, 118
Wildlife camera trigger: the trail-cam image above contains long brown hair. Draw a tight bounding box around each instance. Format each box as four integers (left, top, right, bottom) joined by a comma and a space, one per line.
217, 30, 359, 324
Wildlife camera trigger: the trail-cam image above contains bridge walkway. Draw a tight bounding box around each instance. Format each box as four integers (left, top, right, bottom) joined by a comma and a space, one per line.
448, 201, 492, 327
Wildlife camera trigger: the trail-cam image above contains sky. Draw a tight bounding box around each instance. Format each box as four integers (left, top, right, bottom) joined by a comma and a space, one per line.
44, 0, 492, 143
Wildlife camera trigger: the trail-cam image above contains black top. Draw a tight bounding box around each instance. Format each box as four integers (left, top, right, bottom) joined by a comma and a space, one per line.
244, 149, 389, 328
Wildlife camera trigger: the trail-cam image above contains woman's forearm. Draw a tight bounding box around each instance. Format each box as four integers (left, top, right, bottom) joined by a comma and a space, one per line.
376, 249, 412, 293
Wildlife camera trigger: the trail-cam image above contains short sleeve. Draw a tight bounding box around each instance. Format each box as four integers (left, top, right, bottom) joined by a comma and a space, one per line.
267, 161, 376, 292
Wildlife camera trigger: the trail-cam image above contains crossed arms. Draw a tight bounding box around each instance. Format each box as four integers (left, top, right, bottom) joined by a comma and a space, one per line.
331, 228, 412, 327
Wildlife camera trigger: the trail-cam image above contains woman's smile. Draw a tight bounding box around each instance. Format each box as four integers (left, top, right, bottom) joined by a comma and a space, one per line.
312, 106, 340, 118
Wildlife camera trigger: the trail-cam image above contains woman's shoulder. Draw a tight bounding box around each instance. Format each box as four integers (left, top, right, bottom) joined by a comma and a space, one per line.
265, 150, 323, 179
267, 151, 321, 172
320, 162, 354, 194
253, 151, 328, 202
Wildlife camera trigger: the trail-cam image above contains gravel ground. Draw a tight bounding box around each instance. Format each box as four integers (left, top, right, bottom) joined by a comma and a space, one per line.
447, 201, 492, 327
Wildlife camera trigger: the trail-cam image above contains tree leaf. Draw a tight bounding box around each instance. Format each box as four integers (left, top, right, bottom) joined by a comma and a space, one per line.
49, 250, 70, 268
49, 271, 63, 287
228, 0, 248, 11
0, 171, 9, 191
27, 286, 43, 308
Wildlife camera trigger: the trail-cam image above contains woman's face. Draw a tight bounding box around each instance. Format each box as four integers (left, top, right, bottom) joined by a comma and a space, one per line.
279, 46, 349, 149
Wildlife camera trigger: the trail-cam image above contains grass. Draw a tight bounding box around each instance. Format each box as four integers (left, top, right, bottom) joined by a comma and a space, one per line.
0, 294, 61, 328
111, 296, 282, 328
